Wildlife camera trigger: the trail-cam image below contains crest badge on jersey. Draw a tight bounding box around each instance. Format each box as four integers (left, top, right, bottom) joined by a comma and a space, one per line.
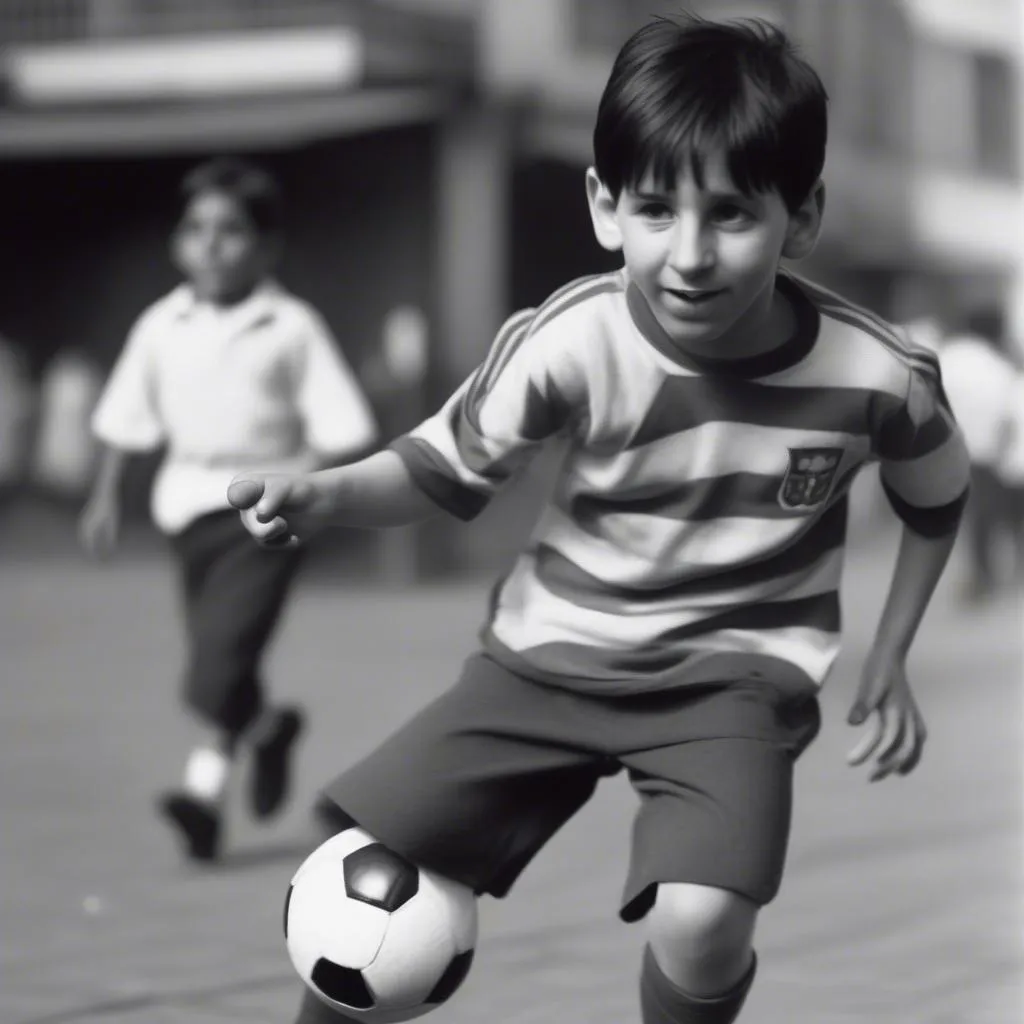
778, 447, 844, 510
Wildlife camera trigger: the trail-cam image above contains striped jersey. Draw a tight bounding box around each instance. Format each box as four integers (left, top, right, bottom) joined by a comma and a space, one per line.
391, 270, 970, 695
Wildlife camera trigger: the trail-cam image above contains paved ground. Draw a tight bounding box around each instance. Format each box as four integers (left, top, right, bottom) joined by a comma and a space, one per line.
2, 513, 1022, 1024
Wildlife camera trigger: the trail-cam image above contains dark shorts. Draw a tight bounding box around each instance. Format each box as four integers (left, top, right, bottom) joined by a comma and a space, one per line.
169, 510, 304, 736
322, 652, 821, 921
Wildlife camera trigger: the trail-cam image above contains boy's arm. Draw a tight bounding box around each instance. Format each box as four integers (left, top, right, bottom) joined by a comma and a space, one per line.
858, 527, 957, 667
850, 365, 970, 781
231, 307, 585, 544
81, 314, 165, 557
846, 527, 956, 781
228, 449, 440, 546
79, 444, 131, 558
295, 311, 379, 466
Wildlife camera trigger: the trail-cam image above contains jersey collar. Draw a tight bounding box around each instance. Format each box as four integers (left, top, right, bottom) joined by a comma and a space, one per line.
625, 272, 820, 378
172, 279, 280, 337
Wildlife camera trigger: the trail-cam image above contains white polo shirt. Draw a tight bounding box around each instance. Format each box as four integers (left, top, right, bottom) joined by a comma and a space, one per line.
92, 281, 377, 533
937, 335, 1016, 468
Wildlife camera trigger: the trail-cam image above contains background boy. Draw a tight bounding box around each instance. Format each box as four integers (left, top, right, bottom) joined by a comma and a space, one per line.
80, 157, 377, 862
231, 16, 969, 1024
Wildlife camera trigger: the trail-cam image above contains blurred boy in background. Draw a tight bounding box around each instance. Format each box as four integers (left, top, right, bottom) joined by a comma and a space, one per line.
80, 157, 377, 861
938, 308, 1018, 601
996, 363, 1024, 580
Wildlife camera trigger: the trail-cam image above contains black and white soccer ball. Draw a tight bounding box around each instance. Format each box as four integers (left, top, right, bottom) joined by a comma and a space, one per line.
285, 827, 477, 1022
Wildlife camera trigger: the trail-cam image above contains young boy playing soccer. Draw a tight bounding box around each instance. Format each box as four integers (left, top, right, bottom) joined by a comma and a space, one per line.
80, 157, 377, 863
230, 16, 969, 1023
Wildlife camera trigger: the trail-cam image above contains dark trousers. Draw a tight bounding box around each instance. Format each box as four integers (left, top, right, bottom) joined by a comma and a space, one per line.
170, 510, 304, 740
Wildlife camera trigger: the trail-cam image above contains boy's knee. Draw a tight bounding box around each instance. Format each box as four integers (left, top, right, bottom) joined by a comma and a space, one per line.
647, 883, 757, 988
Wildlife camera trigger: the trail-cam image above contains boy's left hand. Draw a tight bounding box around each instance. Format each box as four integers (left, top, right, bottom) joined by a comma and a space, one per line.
846, 649, 927, 782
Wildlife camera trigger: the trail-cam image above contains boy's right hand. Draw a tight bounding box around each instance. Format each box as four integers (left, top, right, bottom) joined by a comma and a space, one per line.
78, 495, 120, 560
227, 475, 320, 548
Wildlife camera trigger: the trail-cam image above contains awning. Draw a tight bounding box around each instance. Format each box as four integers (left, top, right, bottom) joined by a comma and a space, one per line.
0, 85, 455, 157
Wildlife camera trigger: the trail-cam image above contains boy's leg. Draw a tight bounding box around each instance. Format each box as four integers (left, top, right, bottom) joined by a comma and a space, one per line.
180, 513, 304, 741
188, 513, 305, 818
319, 653, 608, 897
160, 513, 304, 858
294, 654, 610, 1021
640, 943, 756, 1024
618, 688, 820, 1023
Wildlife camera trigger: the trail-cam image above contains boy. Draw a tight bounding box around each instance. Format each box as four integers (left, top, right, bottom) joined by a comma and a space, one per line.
231, 16, 969, 1024
937, 309, 1018, 600
80, 157, 377, 863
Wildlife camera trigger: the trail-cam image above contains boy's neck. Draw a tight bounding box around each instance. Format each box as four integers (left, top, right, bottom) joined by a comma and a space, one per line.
628, 274, 818, 378
191, 279, 266, 310
682, 283, 795, 364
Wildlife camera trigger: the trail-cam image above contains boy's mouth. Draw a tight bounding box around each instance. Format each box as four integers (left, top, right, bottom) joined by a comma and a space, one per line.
663, 287, 724, 306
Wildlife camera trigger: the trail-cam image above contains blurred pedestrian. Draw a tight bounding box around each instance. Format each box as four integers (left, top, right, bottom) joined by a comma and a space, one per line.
31, 348, 103, 504
0, 333, 35, 511
938, 308, 1018, 601
79, 157, 377, 862
997, 367, 1024, 579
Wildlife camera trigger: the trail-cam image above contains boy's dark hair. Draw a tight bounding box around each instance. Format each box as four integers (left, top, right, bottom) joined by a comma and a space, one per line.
593, 14, 828, 212
180, 156, 284, 235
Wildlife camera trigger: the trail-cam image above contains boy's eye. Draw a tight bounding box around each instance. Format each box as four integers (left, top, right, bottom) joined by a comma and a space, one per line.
637, 202, 673, 220
711, 203, 754, 226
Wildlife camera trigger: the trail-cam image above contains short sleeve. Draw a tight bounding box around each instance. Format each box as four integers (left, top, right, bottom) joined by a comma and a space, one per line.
389, 308, 583, 521
91, 314, 165, 452
876, 362, 971, 537
295, 312, 378, 458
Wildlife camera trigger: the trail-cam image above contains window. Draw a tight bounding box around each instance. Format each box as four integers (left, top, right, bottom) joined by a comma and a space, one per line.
913, 40, 975, 171
570, 0, 786, 53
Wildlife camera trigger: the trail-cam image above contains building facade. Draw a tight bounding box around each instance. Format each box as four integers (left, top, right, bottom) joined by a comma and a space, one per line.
477, 0, 1023, 340
1, 0, 1020, 572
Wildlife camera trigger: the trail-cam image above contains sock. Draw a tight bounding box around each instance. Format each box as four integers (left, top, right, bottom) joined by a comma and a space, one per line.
640, 944, 757, 1024
182, 746, 231, 804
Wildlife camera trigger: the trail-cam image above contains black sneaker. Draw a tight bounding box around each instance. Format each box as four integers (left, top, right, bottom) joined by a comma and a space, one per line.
250, 706, 305, 819
158, 791, 221, 861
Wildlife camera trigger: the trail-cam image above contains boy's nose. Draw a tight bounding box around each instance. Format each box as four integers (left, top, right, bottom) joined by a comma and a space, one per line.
668, 221, 715, 275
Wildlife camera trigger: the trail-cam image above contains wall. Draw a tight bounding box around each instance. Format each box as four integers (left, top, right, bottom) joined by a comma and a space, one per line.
0, 125, 438, 528
0, 125, 437, 374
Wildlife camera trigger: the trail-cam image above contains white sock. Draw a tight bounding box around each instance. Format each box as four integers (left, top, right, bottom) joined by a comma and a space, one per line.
182, 747, 231, 804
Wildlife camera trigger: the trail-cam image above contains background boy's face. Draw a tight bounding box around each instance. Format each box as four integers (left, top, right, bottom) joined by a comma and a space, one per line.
172, 190, 273, 304
588, 149, 819, 355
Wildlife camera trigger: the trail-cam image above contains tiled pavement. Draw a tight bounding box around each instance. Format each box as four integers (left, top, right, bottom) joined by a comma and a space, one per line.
2, 518, 1022, 1024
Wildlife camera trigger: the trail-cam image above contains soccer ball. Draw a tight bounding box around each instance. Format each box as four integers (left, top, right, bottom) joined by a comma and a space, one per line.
284, 827, 478, 1022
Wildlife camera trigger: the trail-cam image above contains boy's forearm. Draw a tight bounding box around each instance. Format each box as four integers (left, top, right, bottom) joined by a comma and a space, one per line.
310, 438, 379, 472
89, 445, 130, 503
307, 449, 440, 529
870, 526, 958, 659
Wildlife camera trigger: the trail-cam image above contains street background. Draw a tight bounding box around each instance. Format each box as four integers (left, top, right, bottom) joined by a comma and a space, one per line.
1, 505, 1021, 1024
1, 2, 1023, 1022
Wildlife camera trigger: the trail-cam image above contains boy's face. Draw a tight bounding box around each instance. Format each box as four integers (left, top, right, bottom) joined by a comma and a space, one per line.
172, 190, 275, 305
587, 149, 823, 357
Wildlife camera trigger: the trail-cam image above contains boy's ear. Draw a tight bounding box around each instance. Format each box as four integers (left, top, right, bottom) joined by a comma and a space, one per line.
586, 168, 624, 252
782, 180, 826, 260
